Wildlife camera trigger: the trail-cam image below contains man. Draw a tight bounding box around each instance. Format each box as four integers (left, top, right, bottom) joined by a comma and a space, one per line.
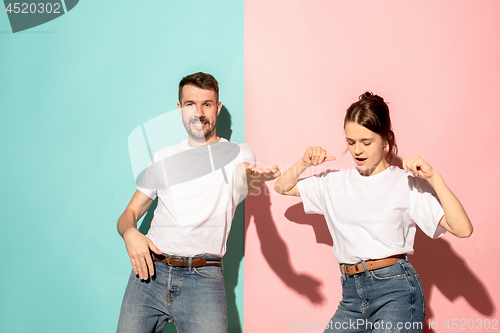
116, 72, 279, 333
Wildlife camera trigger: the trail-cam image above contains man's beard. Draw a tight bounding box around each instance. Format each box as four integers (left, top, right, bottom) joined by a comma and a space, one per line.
184, 116, 216, 141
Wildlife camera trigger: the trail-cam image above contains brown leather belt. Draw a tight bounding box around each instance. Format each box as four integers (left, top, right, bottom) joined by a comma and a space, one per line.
340, 254, 405, 276
153, 254, 221, 268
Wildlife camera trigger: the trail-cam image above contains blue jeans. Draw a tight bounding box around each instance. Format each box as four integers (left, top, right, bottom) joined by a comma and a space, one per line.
117, 255, 227, 333
324, 256, 425, 333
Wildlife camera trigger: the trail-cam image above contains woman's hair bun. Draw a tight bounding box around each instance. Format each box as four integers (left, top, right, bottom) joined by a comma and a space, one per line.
359, 91, 385, 104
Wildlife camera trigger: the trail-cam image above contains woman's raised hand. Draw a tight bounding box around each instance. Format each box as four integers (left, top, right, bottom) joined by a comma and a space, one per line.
274, 146, 335, 196
303, 146, 336, 167
403, 155, 473, 238
403, 155, 436, 179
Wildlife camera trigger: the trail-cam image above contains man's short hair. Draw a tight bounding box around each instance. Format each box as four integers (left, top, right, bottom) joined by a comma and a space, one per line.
178, 72, 219, 103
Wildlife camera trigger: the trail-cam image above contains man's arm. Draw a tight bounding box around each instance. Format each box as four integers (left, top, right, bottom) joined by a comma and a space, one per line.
117, 190, 163, 280
235, 162, 281, 196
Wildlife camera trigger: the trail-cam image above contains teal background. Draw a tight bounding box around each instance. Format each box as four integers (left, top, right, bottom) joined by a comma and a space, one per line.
0, 1, 245, 332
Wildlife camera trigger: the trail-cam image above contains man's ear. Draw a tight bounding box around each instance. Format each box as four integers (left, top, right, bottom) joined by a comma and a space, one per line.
177, 102, 182, 116
217, 101, 222, 116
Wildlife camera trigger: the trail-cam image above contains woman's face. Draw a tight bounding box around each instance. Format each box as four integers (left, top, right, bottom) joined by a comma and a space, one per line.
344, 121, 389, 176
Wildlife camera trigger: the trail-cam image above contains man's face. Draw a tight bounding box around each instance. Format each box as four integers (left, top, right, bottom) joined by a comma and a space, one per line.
177, 84, 221, 145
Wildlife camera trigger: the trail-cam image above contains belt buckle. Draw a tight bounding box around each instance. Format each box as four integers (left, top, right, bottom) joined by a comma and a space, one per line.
166, 256, 173, 266
345, 263, 362, 276
166, 256, 182, 267
343, 264, 353, 276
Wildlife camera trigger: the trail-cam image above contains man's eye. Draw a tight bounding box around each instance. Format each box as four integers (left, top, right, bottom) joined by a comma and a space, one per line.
204, 103, 212, 107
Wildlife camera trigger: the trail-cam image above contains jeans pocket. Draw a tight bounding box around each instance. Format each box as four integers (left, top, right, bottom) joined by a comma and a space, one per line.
370, 263, 407, 281
193, 266, 224, 282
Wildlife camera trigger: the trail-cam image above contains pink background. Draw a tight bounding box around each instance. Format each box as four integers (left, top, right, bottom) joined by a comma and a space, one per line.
244, 1, 500, 332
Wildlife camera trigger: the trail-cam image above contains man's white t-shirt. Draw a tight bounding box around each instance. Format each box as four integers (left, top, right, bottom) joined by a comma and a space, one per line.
136, 138, 255, 257
297, 166, 446, 264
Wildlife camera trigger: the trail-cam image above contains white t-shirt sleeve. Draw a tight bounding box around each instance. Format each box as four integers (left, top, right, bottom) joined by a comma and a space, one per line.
408, 176, 446, 239
239, 143, 256, 167
297, 174, 327, 215
136, 171, 157, 200
136, 156, 159, 200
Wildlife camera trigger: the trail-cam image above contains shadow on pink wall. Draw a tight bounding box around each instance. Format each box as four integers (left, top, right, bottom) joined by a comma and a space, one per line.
413, 230, 495, 332
245, 185, 327, 305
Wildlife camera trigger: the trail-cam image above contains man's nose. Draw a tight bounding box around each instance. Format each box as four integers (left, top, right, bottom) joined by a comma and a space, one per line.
196, 105, 205, 117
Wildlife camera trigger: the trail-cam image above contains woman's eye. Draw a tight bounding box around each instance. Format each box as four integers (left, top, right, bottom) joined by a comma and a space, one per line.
347, 141, 354, 145
364, 142, 372, 146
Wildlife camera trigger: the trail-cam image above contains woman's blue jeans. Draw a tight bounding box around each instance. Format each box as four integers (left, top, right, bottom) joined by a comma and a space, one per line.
324, 256, 425, 333
116, 255, 227, 333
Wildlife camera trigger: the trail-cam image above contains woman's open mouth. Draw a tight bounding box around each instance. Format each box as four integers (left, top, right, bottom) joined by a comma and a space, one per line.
355, 157, 367, 165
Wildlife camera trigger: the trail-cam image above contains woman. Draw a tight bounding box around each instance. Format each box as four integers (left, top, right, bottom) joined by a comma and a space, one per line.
274, 92, 473, 332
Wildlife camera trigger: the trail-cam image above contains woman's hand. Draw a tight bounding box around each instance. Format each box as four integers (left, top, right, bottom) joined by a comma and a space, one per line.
403, 155, 436, 179
303, 146, 336, 167
403, 155, 473, 238
274, 146, 335, 196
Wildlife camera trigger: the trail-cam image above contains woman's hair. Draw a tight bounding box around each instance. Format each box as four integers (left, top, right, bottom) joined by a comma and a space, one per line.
344, 92, 398, 162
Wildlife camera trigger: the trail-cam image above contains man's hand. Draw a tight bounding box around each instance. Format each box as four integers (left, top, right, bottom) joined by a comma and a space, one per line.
245, 164, 281, 195
123, 228, 162, 280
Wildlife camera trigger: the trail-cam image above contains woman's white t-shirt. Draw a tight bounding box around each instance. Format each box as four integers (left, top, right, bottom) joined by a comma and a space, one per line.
297, 166, 446, 264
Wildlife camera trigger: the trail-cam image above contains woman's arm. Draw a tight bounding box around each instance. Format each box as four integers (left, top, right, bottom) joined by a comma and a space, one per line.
403, 156, 473, 238
274, 146, 335, 196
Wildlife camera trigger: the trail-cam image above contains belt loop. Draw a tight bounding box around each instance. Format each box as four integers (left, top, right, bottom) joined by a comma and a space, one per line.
361, 261, 370, 277
340, 264, 346, 279
188, 257, 193, 272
